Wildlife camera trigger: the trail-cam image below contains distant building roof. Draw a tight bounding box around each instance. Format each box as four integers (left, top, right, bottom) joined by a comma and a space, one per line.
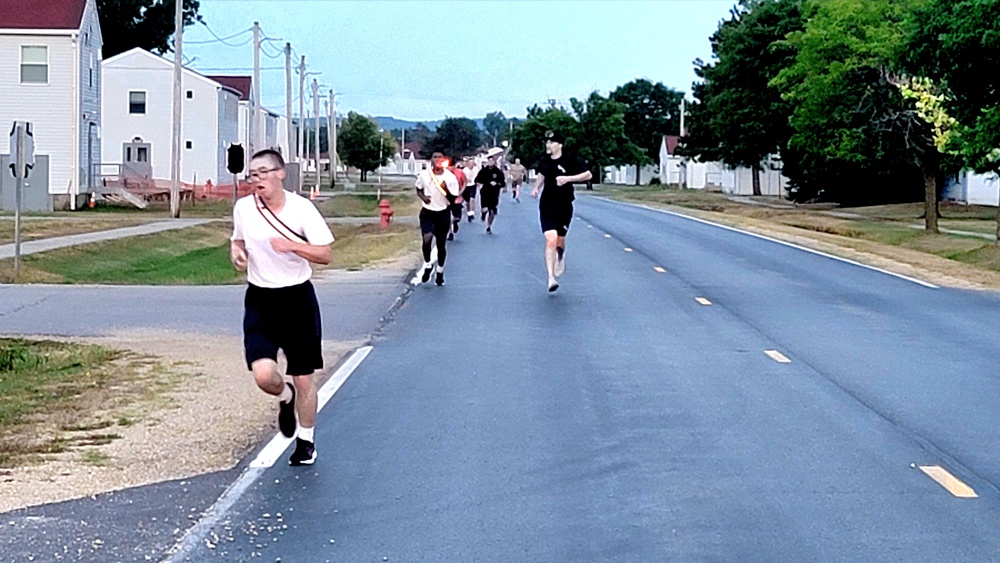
0, 0, 88, 30
663, 135, 681, 156
208, 76, 252, 101
403, 141, 424, 158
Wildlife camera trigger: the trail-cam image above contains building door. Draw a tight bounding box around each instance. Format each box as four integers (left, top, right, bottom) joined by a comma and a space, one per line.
122, 141, 152, 180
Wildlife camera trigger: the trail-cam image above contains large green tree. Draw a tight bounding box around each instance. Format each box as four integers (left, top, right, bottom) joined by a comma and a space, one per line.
610, 79, 686, 184
482, 111, 509, 147
906, 0, 1000, 241
422, 118, 481, 159
339, 112, 394, 182
509, 105, 581, 168
682, 0, 803, 196
571, 93, 645, 185
774, 0, 942, 222
99, 0, 203, 59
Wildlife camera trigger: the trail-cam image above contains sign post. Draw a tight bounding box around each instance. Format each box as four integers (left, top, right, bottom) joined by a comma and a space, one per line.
9, 122, 34, 281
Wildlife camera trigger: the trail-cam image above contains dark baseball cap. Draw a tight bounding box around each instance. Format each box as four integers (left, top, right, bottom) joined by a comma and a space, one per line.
545, 130, 565, 144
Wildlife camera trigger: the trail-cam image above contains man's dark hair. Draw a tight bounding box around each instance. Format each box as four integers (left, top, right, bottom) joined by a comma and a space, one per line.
251, 149, 285, 170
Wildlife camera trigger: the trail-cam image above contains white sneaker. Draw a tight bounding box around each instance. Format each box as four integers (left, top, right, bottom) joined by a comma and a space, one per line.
548, 278, 559, 292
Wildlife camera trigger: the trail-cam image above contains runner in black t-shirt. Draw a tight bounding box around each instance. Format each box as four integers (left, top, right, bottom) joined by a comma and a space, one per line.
531, 130, 592, 292
475, 156, 505, 234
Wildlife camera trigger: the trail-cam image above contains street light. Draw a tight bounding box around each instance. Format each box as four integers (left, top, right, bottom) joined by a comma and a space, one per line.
378, 128, 384, 185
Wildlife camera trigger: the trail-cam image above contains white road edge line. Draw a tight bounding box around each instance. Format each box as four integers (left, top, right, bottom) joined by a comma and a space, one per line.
164, 345, 373, 562
599, 198, 939, 289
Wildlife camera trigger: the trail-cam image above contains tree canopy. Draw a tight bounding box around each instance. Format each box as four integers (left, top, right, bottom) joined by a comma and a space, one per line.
99, 0, 203, 59
339, 112, 395, 182
422, 118, 482, 159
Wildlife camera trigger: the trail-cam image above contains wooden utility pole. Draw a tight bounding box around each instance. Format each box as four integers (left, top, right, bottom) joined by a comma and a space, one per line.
298, 55, 305, 189
285, 43, 293, 159
331, 89, 338, 183
169, 0, 183, 218
249, 21, 260, 158
312, 79, 320, 193
327, 89, 334, 187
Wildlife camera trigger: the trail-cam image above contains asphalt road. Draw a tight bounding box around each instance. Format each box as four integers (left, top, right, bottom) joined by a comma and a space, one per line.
151, 192, 1000, 562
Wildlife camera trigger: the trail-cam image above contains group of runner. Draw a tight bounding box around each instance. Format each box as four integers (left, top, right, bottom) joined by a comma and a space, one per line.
227, 129, 591, 466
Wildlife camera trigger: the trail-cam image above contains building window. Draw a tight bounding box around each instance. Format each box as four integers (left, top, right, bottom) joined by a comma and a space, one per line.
137, 147, 148, 162
20, 46, 48, 84
186, 90, 193, 99
89, 54, 94, 88
129, 91, 146, 114
186, 141, 193, 150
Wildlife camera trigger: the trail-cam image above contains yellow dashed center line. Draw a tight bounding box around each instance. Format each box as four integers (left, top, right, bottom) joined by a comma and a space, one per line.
624, 248, 633, 253
919, 465, 978, 498
695, 297, 712, 306
654, 267, 666, 273
764, 350, 791, 363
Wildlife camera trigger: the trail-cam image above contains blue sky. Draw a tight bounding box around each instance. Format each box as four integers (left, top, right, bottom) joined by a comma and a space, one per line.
183, 0, 735, 122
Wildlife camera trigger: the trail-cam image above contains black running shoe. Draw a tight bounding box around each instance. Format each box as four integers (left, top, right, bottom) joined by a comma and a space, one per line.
453, 222, 459, 233
421, 263, 433, 284
447, 232, 454, 241
289, 438, 316, 466
486, 227, 492, 234
436, 271, 444, 286
467, 214, 473, 223
278, 383, 296, 438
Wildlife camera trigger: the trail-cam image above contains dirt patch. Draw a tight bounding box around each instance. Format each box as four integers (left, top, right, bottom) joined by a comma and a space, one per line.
0, 329, 364, 513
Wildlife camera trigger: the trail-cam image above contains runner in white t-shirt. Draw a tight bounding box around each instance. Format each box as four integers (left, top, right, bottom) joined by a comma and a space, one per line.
415, 152, 461, 286
230, 149, 335, 466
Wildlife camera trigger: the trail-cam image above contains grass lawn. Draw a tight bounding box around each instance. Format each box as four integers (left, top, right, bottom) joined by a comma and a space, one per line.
599, 185, 1000, 278
0, 218, 150, 245
0, 338, 179, 467
316, 193, 421, 218
0, 221, 419, 284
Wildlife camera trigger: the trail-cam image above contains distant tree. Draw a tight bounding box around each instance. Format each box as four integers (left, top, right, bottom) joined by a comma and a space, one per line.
99, 0, 203, 59
681, 0, 804, 195
408, 123, 433, 146
571, 93, 645, 185
509, 105, 581, 167
339, 112, 393, 182
610, 79, 686, 184
906, 0, 1000, 242
422, 118, 481, 159
483, 111, 508, 147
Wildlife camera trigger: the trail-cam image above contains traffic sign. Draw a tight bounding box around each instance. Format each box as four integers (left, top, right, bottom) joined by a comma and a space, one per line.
8, 121, 34, 178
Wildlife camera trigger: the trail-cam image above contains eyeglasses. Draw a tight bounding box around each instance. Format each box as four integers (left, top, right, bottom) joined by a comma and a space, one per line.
248, 167, 281, 181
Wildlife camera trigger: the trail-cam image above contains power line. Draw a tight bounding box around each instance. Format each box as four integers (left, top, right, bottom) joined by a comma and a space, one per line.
187, 23, 253, 46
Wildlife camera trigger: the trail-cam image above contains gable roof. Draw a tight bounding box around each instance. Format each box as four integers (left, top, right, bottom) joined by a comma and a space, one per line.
662, 135, 680, 156
208, 76, 252, 101
0, 0, 88, 30
104, 47, 231, 92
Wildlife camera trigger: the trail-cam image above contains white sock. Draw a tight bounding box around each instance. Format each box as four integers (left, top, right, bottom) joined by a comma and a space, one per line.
298, 426, 314, 442
423, 262, 433, 271
277, 384, 292, 403
437, 264, 444, 273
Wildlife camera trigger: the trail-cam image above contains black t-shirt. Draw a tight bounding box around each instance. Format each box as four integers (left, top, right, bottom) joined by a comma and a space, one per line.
475, 166, 505, 190
536, 153, 587, 207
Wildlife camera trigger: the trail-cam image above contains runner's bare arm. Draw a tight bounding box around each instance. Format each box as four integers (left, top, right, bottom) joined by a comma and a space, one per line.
269, 238, 332, 265
230, 240, 248, 271
555, 170, 592, 186
531, 174, 544, 198
415, 187, 431, 204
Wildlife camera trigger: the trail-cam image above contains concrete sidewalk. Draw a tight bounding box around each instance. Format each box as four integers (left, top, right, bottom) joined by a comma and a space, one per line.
0, 219, 216, 260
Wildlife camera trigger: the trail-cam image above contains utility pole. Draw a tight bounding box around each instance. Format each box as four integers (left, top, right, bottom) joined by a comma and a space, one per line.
297, 55, 305, 189
331, 89, 338, 184
327, 89, 334, 187
284, 42, 293, 159
169, 0, 183, 218
250, 21, 260, 158
399, 128, 405, 173
312, 79, 321, 193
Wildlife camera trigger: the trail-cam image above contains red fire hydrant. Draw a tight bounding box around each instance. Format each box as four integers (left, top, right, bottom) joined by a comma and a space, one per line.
378, 199, 394, 228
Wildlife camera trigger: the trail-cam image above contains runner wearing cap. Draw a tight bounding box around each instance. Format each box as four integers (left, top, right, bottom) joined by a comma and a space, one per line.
415, 152, 461, 286
531, 130, 592, 292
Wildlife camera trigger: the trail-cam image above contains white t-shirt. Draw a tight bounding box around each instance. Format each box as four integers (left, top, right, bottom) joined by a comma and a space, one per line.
231, 191, 335, 288
415, 169, 460, 212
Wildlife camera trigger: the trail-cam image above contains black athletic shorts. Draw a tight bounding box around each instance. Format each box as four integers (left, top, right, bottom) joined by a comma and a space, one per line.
462, 185, 477, 201
450, 202, 463, 220
539, 202, 573, 237
420, 207, 452, 238
243, 280, 323, 376
480, 186, 500, 211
